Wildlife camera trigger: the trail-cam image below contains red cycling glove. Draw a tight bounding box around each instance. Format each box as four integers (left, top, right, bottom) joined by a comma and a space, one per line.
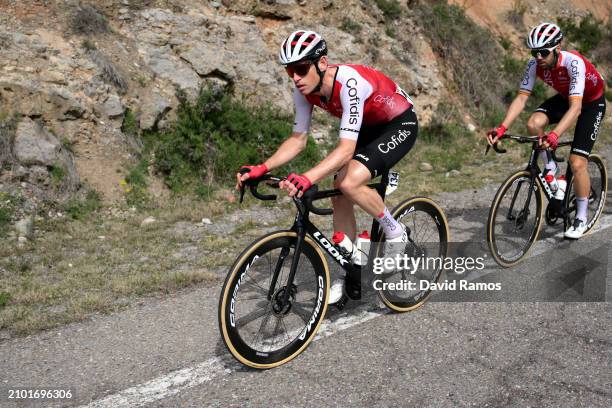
239, 164, 268, 179
543, 131, 559, 150
286, 173, 312, 193
487, 124, 507, 140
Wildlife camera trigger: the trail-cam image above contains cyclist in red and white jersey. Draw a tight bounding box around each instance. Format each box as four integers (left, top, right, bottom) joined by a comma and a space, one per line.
487, 22, 606, 239
236, 30, 418, 302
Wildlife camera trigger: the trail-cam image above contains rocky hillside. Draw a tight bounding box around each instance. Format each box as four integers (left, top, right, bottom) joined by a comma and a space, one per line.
0, 0, 609, 209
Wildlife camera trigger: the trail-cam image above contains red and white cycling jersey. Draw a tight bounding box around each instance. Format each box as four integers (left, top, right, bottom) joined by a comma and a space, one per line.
292, 64, 413, 140
519, 50, 604, 103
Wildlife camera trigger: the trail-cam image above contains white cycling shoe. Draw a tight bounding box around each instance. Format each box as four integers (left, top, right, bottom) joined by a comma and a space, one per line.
381, 226, 408, 274
328, 279, 345, 304
564, 218, 588, 239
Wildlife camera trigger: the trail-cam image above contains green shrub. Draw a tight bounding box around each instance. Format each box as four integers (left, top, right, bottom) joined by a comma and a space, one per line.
0, 206, 11, 231
0, 192, 21, 235
499, 37, 511, 50
71, 5, 109, 35
65, 189, 101, 220
415, 2, 510, 122
50, 165, 66, 183
503, 55, 523, 76
0, 291, 11, 309
81, 39, 96, 51
558, 13, 604, 54
419, 108, 475, 172
340, 18, 361, 35
146, 87, 322, 193
122, 108, 139, 136
375, 0, 401, 20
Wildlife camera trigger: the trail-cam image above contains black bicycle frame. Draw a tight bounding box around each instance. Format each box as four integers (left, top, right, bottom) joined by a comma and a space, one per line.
508, 142, 574, 222
275, 171, 391, 306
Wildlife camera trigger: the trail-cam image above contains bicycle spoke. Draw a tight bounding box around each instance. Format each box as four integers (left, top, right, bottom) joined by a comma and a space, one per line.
253, 308, 274, 348
241, 274, 268, 295
291, 301, 316, 324
235, 304, 271, 328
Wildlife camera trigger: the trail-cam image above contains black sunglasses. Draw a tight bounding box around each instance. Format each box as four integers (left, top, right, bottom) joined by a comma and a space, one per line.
531, 48, 554, 58
285, 61, 314, 77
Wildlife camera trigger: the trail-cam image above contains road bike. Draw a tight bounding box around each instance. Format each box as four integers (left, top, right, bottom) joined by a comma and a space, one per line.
486, 134, 607, 267
218, 169, 449, 368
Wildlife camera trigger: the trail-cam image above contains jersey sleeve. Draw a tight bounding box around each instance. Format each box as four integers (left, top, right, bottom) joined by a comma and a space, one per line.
337, 68, 373, 140
566, 54, 586, 100
519, 59, 537, 95
292, 87, 313, 134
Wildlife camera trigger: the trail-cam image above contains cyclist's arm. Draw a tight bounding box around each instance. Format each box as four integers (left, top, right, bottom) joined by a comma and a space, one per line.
262, 132, 309, 171
260, 88, 313, 171
498, 59, 536, 130
302, 138, 357, 183
499, 93, 529, 129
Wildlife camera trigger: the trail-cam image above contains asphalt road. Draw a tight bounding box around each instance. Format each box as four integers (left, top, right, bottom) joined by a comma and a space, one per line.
1, 191, 611, 408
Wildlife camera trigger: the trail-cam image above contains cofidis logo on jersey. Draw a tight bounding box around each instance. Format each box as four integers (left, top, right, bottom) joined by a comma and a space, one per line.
569, 59, 579, 93
346, 78, 361, 125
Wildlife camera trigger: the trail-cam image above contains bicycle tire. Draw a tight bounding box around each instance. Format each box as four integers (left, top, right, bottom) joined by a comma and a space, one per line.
487, 170, 544, 267
375, 197, 450, 312
218, 230, 330, 369
563, 154, 608, 234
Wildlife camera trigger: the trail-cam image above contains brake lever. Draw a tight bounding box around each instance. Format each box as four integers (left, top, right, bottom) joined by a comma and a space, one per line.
238, 168, 250, 204
239, 184, 246, 204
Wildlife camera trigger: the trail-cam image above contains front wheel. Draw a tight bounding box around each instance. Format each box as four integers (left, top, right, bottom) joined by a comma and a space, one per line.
487, 170, 544, 267
375, 197, 450, 312
563, 154, 608, 234
218, 231, 330, 369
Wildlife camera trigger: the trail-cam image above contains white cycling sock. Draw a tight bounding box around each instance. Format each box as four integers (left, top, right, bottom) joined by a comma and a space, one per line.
377, 207, 403, 238
576, 197, 588, 223
539, 151, 557, 174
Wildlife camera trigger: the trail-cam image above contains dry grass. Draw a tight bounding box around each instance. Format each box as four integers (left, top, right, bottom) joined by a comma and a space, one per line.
0, 197, 244, 337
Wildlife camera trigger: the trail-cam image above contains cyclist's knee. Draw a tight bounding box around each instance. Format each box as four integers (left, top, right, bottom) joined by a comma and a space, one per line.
569, 155, 588, 173
527, 115, 547, 135
337, 176, 362, 194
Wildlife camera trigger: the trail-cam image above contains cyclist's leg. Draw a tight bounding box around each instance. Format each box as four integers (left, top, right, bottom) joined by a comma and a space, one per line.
526, 112, 549, 136
530, 94, 567, 172
569, 95, 607, 221
332, 165, 357, 240
342, 107, 418, 231
336, 160, 383, 218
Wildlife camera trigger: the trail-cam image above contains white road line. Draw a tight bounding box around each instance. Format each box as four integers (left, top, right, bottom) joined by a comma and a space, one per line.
81, 308, 384, 408
82, 214, 612, 408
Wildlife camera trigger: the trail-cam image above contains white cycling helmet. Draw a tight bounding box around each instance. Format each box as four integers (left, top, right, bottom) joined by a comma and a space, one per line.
526, 22, 563, 49
278, 30, 327, 65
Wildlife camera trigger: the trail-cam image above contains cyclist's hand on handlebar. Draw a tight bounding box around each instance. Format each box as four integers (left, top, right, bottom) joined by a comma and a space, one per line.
235, 164, 268, 190
486, 124, 507, 146
540, 131, 559, 150
280, 173, 312, 198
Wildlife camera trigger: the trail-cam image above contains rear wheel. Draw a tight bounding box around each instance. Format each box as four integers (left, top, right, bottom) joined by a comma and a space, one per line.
563, 154, 608, 234
375, 197, 449, 312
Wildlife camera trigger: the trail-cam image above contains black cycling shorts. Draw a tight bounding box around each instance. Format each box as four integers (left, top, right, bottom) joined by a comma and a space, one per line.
535, 93, 607, 158
352, 107, 418, 178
